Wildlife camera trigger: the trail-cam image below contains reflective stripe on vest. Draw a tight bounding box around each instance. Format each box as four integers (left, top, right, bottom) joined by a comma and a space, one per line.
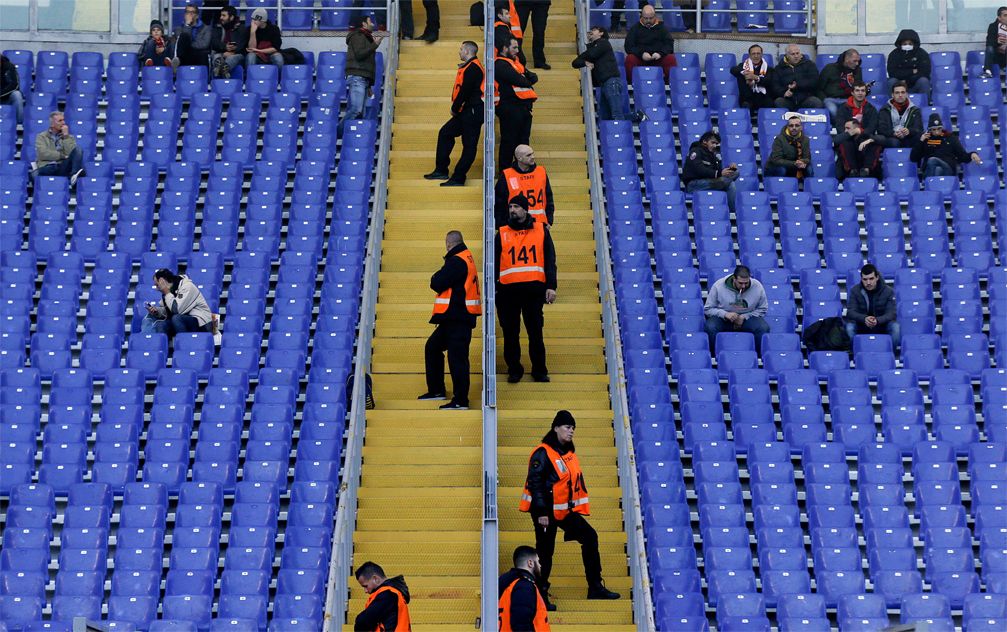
363, 585, 411, 632
518, 443, 591, 521
432, 249, 482, 316
508, 0, 523, 40
493, 55, 538, 105
499, 575, 550, 631
503, 166, 548, 223
498, 222, 546, 285
452, 57, 485, 103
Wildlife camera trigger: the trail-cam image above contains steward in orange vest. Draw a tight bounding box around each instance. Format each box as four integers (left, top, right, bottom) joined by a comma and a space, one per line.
495, 144, 554, 227
494, 194, 556, 382
424, 41, 485, 186
495, 36, 538, 173
354, 562, 412, 631
421, 231, 480, 410
493, 2, 527, 66
518, 412, 621, 605
499, 546, 552, 630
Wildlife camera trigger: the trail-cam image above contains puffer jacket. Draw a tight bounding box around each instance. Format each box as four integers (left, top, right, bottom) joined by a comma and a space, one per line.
886, 29, 931, 87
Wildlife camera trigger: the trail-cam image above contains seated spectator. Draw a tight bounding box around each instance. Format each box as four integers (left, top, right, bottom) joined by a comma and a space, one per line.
682, 131, 739, 213
173, 3, 216, 67
731, 44, 774, 113
35, 111, 84, 184
771, 44, 823, 110
876, 81, 922, 149
572, 26, 644, 122
844, 263, 900, 350
141, 269, 214, 336
0, 53, 24, 124
886, 28, 930, 97
910, 113, 983, 178
211, 5, 248, 79
765, 115, 813, 179
245, 8, 283, 69
818, 48, 862, 123
139, 20, 175, 68
834, 119, 882, 180
624, 5, 676, 80
982, 6, 1007, 78
835, 81, 879, 134
704, 265, 770, 355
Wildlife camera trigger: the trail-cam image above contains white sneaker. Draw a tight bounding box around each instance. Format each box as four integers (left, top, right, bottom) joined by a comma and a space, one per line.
981, 69, 994, 79
70, 168, 84, 186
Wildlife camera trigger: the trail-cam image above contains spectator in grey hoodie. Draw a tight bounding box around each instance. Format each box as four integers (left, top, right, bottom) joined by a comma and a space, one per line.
141, 268, 214, 336
844, 263, 900, 349
704, 265, 770, 354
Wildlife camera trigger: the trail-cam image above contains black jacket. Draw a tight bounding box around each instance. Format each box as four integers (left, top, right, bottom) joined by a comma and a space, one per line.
494, 215, 558, 291
572, 36, 619, 85
835, 98, 880, 136
353, 576, 411, 631
769, 55, 819, 103
987, 19, 1007, 49
247, 20, 282, 55
910, 131, 976, 171
498, 568, 543, 631
430, 242, 479, 328
886, 29, 931, 87
624, 20, 674, 58
494, 162, 555, 228
1, 55, 19, 98
818, 60, 862, 100
845, 281, 897, 326
876, 100, 923, 148
730, 59, 772, 100
218, 19, 249, 53
452, 58, 485, 114
494, 57, 537, 106
347, 28, 379, 82
681, 141, 723, 185
525, 432, 575, 520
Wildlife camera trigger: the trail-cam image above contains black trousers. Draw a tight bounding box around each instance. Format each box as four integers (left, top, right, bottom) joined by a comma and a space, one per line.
173, 32, 208, 67
533, 512, 602, 592
836, 138, 883, 179
515, 1, 550, 66
435, 106, 483, 183
496, 101, 533, 173
422, 0, 440, 32
424, 321, 472, 405
400, 0, 414, 37
497, 283, 547, 378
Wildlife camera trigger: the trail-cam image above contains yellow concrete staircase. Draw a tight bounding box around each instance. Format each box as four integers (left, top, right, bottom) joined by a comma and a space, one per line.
345, 1, 486, 628
495, 2, 636, 629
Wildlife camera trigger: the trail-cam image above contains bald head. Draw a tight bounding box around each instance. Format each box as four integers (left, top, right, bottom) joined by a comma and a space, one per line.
514, 145, 536, 170
784, 44, 802, 65
640, 5, 657, 22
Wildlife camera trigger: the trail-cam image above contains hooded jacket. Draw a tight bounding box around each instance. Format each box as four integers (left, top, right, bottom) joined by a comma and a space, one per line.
818, 58, 862, 100
769, 54, 820, 103
704, 274, 768, 319
625, 19, 674, 58
430, 242, 479, 328
886, 29, 931, 86
499, 568, 544, 631
347, 27, 379, 82
681, 141, 723, 185
525, 430, 575, 520
353, 576, 411, 631
149, 275, 213, 327
571, 35, 619, 86
845, 279, 896, 326
1, 55, 19, 98
876, 98, 923, 148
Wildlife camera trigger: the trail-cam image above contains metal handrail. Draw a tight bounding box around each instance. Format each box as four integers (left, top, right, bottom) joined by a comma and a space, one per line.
573, 1, 655, 629
585, 2, 815, 38
321, 1, 399, 628
479, 0, 499, 628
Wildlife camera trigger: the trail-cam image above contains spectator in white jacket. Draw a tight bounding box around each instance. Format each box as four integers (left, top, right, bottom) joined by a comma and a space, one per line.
141, 268, 214, 336
703, 265, 770, 354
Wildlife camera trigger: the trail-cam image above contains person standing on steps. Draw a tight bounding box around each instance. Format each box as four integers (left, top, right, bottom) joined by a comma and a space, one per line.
571, 26, 646, 123
495, 37, 538, 173
499, 546, 552, 628
519, 411, 622, 610
354, 562, 412, 631
341, 15, 387, 136
495, 144, 554, 228
494, 2, 527, 65
495, 194, 556, 383
515, 0, 551, 69
418, 230, 481, 410
416, 0, 440, 42
424, 41, 485, 187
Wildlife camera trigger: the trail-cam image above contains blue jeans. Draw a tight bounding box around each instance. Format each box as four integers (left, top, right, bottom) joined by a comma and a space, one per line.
36, 147, 83, 178
245, 51, 284, 70
888, 75, 930, 97
923, 157, 954, 178
705, 315, 771, 355
824, 97, 847, 124
765, 163, 814, 179
142, 313, 208, 337
1, 89, 24, 124
686, 178, 737, 213
845, 320, 901, 350
599, 77, 628, 121
340, 74, 369, 134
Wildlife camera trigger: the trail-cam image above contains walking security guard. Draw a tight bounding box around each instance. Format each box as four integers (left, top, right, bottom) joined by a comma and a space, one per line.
419, 230, 480, 410
519, 411, 621, 609
424, 41, 485, 187
495, 37, 538, 173
495, 194, 556, 383
499, 546, 552, 629
495, 144, 554, 227
354, 561, 412, 631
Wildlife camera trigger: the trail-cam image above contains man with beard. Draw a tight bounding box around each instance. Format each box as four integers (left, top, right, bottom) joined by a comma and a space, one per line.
876, 81, 923, 149
210, 5, 248, 78
499, 546, 552, 628
424, 41, 484, 187
682, 131, 739, 213
495, 144, 554, 228
766, 116, 812, 179
495, 37, 538, 174
354, 562, 411, 631
519, 411, 621, 610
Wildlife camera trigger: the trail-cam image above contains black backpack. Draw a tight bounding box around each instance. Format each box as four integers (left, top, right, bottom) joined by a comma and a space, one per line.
280, 47, 305, 65
803, 316, 851, 352
470, 2, 485, 26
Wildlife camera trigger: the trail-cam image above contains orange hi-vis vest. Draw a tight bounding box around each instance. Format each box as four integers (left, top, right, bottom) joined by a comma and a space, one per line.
519, 443, 591, 520
499, 575, 551, 631
508, 0, 523, 39
452, 57, 485, 103
494, 55, 538, 105
363, 585, 411, 632
432, 249, 482, 316
503, 166, 549, 223
498, 222, 546, 285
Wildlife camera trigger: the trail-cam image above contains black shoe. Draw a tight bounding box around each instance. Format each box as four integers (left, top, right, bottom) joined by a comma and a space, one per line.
543, 598, 557, 612
439, 401, 469, 410
418, 31, 438, 42
587, 583, 621, 600
424, 170, 449, 180
534, 62, 551, 70
532, 374, 550, 383
507, 373, 522, 383
417, 392, 447, 400
402, 34, 414, 40
440, 178, 465, 187
858, 167, 871, 177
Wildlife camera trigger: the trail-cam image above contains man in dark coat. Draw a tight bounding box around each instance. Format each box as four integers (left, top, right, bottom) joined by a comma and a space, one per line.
844, 263, 900, 350
771, 44, 823, 110
819, 48, 862, 123
681, 131, 739, 213
425, 41, 484, 186
982, 6, 1007, 78
910, 113, 983, 178
834, 81, 879, 136
876, 81, 923, 149
834, 119, 882, 180
499, 547, 552, 622
766, 116, 813, 179
515, 0, 551, 69
730, 44, 774, 113
210, 5, 247, 78
571, 26, 643, 122
886, 29, 931, 97
495, 37, 538, 171
624, 4, 676, 79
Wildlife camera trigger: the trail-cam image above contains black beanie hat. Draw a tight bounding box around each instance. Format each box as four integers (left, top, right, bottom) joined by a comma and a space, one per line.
552, 410, 576, 429
508, 193, 530, 211
150, 19, 165, 32
927, 113, 943, 128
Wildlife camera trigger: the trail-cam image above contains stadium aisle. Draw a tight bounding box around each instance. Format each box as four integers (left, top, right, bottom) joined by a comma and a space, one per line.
345, 3, 485, 627
496, 2, 637, 628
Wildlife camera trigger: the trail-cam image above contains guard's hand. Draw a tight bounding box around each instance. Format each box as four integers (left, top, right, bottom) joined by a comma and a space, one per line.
537, 516, 549, 527
545, 289, 557, 304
